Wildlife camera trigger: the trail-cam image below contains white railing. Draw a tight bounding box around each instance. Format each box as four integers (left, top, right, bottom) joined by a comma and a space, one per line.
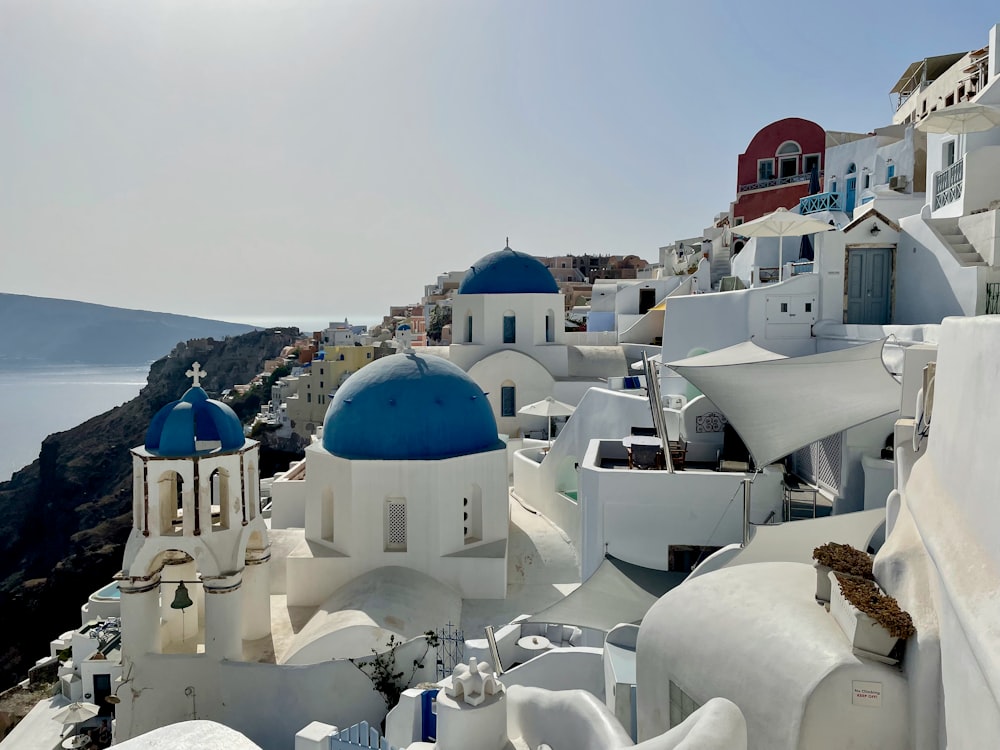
330, 721, 395, 750
933, 158, 964, 210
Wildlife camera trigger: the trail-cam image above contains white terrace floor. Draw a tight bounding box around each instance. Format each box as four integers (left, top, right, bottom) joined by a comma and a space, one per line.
247, 494, 581, 664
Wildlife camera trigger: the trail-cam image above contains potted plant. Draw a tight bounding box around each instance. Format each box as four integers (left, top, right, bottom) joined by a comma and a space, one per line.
829, 572, 915, 657
812, 542, 874, 603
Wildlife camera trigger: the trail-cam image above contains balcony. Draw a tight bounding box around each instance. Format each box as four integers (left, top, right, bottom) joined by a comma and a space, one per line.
933, 158, 964, 211
738, 171, 816, 194
799, 191, 842, 214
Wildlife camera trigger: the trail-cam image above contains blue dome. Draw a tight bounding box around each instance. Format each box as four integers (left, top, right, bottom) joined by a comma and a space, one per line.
322, 352, 503, 461
457, 247, 559, 295
145, 386, 246, 457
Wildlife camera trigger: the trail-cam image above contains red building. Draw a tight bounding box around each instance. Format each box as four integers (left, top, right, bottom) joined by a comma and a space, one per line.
730, 117, 826, 225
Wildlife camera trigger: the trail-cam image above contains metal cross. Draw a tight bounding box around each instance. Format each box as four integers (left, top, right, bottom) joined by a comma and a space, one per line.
186, 362, 207, 387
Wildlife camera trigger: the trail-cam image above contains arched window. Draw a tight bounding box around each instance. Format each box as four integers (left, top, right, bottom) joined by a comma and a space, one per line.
210, 468, 230, 531
158, 471, 184, 535
501, 380, 516, 418
846, 162, 857, 174
384, 497, 407, 551
776, 141, 802, 179
503, 311, 516, 344
464, 486, 483, 544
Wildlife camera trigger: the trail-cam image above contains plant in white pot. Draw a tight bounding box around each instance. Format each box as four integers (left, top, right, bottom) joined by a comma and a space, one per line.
812, 542, 874, 603
830, 572, 915, 658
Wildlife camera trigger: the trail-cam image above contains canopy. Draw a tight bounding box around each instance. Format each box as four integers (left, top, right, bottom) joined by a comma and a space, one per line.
666, 339, 900, 467
525, 557, 684, 631
916, 102, 1000, 134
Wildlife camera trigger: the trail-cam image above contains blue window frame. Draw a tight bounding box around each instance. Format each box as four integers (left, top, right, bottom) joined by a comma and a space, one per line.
501, 386, 516, 417
887, 164, 896, 181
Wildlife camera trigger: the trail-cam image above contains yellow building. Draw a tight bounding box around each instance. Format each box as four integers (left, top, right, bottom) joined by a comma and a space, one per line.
284, 344, 378, 438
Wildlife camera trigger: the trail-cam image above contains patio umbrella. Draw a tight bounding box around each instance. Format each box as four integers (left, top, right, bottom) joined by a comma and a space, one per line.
731, 208, 834, 278
916, 102, 1000, 134
53, 702, 100, 725
518, 396, 576, 444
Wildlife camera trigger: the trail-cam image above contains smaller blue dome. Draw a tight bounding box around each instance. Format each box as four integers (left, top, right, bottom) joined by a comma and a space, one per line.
458, 247, 559, 295
322, 352, 503, 460
145, 386, 246, 457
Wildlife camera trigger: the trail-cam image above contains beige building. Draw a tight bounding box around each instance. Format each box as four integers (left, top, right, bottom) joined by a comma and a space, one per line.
284, 344, 379, 438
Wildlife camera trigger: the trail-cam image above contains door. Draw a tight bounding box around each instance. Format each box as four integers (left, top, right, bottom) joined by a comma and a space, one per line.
846, 248, 892, 324
93, 673, 112, 715
845, 177, 857, 215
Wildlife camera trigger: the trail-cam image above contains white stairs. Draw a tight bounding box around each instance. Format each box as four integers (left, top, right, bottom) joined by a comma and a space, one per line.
710, 245, 732, 288
930, 218, 986, 266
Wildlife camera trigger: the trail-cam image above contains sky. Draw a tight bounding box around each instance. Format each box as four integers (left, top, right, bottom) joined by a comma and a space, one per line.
2, 1, 999, 328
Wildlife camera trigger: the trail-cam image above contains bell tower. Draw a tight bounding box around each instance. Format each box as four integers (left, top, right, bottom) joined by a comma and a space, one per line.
118, 362, 271, 662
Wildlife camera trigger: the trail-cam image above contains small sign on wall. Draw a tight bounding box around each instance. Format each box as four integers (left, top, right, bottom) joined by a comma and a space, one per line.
852, 680, 882, 708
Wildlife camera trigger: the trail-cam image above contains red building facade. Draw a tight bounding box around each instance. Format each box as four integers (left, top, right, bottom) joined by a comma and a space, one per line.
730, 117, 826, 224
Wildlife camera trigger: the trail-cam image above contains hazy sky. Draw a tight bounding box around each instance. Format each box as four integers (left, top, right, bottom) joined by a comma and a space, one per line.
3, 1, 998, 327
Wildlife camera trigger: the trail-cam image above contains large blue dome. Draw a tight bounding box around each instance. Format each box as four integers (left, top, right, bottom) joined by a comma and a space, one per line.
457, 247, 559, 295
145, 386, 246, 457
322, 352, 503, 461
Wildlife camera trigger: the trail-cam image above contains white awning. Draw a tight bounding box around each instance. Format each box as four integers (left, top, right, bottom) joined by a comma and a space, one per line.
666, 339, 900, 466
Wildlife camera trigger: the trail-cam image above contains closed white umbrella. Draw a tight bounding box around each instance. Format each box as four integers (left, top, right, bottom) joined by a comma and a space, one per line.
732, 207, 834, 279
518, 396, 576, 444
916, 102, 1000, 134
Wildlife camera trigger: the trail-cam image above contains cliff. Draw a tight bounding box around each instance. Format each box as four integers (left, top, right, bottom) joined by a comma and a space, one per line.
0, 293, 258, 365
0, 329, 301, 689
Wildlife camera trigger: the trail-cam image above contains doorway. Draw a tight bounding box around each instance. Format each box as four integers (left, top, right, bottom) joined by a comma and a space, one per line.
845, 247, 892, 324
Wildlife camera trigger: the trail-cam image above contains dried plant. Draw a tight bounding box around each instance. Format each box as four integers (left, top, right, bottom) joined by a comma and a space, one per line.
813, 542, 875, 580
835, 574, 916, 639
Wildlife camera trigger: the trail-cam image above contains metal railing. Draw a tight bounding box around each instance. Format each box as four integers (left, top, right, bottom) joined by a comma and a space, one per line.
986, 282, 1000, 315
799, 191, 842, 214
738, 171, 816, 193
933, 158, 964, 210
790, 261, 814, 276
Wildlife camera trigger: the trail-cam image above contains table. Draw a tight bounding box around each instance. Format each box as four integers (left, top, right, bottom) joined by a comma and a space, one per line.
62, 736, 91, 750
517, 635, 551, 652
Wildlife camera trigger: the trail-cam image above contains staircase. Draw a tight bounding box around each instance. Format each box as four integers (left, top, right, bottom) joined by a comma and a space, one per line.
710, 245, 733, 288
783, 478, 834, 521
929, 218, 987, 266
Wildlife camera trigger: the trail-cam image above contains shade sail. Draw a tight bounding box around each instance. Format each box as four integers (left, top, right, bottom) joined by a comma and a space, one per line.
666, 339, 900, 467
916, 102, 1000, 134
525, 557, 684, 631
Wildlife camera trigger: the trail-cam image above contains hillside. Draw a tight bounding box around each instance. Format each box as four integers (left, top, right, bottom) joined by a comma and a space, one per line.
0, 293, 258, 365
0, 329, 301, 690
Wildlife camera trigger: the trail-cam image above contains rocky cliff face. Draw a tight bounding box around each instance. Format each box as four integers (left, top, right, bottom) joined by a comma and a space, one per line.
0, 329, 300, 689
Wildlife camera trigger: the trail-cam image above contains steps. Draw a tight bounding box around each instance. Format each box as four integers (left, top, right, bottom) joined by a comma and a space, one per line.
710, 246, 732, 288
930, 218, 987, 266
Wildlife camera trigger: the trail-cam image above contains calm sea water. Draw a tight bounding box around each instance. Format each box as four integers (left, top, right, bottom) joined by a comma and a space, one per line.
0, 364, 149, 481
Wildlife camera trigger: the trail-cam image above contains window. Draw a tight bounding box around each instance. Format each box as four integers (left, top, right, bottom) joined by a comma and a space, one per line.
464, 486, 483, 544
943, 141, 956, 167
210, 468, 230, 531
863, 173, 871, 189
501, 383, 516, 417
776, 140, 801, 156
545, 310, 555, 343
158, 471, 184, 534
803, 154, 820, 176
805, 302, 813, 312
780, 302, 788, 312
779, 156, 798, 178
384, 498, 407, 551
503, 313, 516, 343
887, 163, 896, 181
466, 314, 473, 343
758, 159, 775, 181
307, 392, 311, 403
846, 162, 857, 174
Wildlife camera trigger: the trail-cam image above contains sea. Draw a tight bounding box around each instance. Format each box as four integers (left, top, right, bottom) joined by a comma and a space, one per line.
0, 363, 149, 482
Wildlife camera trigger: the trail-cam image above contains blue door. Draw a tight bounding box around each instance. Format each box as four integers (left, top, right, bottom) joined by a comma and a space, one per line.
846, 248, 892, 324
845, 177, 857, 215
